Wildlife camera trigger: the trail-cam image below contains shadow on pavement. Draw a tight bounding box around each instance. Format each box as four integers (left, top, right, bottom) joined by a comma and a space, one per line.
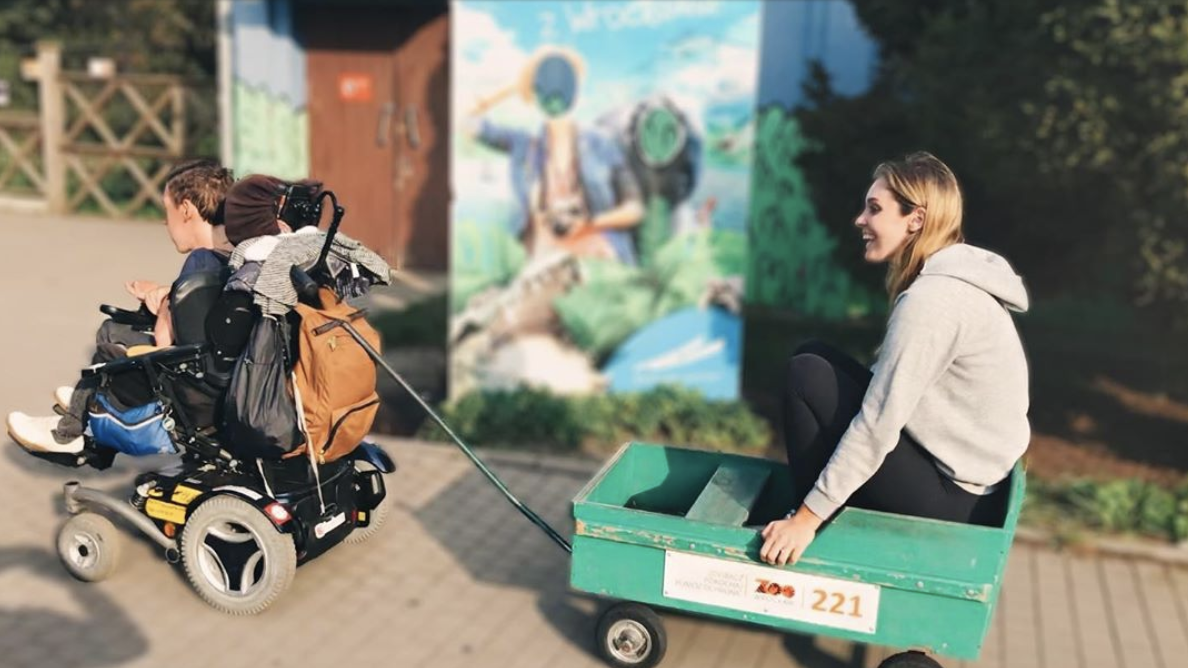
783, 633, 870, 668
413, 454, 602, 659
0, 547, 148, 668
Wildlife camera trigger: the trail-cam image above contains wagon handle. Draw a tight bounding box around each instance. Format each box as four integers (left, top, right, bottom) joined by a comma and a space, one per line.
333, 319, 573, 554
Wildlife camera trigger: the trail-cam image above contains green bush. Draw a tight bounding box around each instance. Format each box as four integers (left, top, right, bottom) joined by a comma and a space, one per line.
1026, 477, 1188, 543
418, 384, 772, 455
368, 293, 447, 349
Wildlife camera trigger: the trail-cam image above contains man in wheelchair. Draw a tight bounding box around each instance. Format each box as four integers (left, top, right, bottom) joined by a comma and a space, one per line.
7, 169, 387, 465
7, 159, 236, 454
8, 171, 398, 612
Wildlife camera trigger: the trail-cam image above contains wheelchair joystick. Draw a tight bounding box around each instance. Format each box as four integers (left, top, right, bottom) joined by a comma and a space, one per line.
290, 265, 322, 307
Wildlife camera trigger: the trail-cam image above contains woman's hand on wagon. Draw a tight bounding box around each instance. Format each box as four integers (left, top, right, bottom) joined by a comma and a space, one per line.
760, 506, 823, 566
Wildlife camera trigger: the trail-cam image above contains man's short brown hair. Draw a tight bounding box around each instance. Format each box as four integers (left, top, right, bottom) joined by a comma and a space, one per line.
164, 159, 234, 223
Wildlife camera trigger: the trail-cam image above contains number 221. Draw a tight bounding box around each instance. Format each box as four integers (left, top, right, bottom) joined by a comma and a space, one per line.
811, 589, 863, 617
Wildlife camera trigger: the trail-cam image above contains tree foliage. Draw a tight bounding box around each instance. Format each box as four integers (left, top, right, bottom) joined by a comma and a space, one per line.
797, 0, 1188, 322
0, 0, 215, 109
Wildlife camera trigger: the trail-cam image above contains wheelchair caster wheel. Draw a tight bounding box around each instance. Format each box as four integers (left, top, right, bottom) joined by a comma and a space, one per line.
58, 512, 122, 582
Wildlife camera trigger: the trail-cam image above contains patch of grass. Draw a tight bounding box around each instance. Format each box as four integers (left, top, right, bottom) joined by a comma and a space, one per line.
368, 293, 448, 349
417, 384, 773, 456
1023, 476, 1188, 544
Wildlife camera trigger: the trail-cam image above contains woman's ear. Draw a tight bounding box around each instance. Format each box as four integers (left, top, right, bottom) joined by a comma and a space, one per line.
909, 208, 925, 233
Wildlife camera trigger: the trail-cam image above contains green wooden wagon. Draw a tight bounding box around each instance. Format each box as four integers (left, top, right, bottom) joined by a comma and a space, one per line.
570, 442, 1026, 668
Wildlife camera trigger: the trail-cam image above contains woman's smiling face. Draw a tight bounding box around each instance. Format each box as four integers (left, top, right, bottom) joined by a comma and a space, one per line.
854, 177, 920, 263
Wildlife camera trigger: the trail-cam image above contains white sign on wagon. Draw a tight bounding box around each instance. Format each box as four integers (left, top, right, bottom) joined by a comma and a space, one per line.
663, 551, 880, 634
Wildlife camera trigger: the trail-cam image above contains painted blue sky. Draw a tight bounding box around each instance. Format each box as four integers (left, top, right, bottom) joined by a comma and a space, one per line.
456, 0, 762, 126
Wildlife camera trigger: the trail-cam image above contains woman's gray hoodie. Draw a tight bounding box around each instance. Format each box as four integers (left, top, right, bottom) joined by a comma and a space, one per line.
803, 243, 1031, 520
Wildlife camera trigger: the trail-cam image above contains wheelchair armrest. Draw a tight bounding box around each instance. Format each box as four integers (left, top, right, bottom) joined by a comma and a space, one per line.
82, 343, 208, 378
100, 304, 155, 329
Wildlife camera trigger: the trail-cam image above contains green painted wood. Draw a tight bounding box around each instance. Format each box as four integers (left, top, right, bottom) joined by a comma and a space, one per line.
684, 462, 770, 526
570, 442, 1027, 660
570, 535, 992, 660
575, 513, 992, 601
573, 444, 1021, 587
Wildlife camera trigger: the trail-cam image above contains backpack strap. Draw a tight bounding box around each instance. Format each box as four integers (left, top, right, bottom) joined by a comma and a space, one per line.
291, 374, 327, 515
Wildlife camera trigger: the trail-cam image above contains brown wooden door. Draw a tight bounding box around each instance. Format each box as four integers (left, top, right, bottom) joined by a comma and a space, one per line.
300, 6, 449, 272
391, 13, 449, 271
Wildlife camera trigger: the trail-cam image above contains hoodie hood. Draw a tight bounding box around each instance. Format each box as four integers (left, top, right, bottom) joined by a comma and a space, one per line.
920, 244, 1029, 312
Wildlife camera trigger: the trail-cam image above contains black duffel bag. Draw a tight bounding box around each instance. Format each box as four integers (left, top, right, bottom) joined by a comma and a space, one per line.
222, 314, 305, 459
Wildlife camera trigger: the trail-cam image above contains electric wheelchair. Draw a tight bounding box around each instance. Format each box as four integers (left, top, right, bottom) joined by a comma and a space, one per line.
33, 207, 395, 615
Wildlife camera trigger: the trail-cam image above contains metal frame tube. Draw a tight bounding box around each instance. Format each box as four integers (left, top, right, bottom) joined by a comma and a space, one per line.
64, 482, 177, 551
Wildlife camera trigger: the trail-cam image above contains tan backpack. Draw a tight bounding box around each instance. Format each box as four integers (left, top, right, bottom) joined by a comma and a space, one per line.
290, 287, 381, 463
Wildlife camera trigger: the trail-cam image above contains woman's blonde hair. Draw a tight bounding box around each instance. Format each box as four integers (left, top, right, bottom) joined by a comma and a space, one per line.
873, 152, 965, 300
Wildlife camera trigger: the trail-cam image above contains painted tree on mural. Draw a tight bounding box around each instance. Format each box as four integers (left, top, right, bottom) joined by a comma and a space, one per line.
796, 0, 1188, 325
745, 107, 881, 319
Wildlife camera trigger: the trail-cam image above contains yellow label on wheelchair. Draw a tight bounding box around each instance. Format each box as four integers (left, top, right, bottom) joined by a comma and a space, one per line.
145, 499, 187, 525
171, 485, 201, 505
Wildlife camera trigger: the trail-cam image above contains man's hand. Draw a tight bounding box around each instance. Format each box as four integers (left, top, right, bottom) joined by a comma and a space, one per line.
125, 280, 162, 302
759, 507, 824, 567
143, 286, 171, 315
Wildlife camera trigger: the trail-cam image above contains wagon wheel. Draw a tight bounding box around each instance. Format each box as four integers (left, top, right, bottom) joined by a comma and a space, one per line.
596, 602, 667, 668
878, 650, 944, 668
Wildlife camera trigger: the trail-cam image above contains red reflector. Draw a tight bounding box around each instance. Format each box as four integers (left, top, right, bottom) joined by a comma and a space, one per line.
264, 502, 291, 524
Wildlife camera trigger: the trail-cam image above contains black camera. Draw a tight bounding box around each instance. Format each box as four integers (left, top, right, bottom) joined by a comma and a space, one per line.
278, 183, 324, 230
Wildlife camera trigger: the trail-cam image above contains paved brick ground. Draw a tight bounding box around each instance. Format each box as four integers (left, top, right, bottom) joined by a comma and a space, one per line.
2, 213, 1186, 668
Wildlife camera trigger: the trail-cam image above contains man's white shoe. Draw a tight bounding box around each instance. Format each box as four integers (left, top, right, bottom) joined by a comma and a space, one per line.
54, 386, 74, 412
6, 412, 83, 454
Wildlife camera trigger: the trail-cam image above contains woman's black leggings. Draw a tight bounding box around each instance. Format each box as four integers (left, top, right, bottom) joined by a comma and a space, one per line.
783, 341, 1006, 526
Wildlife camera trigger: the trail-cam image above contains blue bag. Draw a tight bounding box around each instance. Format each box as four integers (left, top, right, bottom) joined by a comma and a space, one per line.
87, 393, 177, 456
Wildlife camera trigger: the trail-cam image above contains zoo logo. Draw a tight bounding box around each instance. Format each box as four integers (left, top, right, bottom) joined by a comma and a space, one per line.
754, 578, 796, 599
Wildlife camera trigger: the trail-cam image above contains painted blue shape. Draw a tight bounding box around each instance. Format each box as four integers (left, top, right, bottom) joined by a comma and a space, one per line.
232, 0, 307, 107
603, 307, 741, 400
758, 0, 878, 109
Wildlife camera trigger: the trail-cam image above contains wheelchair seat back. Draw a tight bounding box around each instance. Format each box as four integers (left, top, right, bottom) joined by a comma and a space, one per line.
170, 267, 231, 345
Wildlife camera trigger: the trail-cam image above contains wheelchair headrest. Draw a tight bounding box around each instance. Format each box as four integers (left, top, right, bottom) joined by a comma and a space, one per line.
170, 268, 231, 346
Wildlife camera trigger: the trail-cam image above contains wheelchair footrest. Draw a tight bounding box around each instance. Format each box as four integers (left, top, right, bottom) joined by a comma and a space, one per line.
26, 442, 117, 470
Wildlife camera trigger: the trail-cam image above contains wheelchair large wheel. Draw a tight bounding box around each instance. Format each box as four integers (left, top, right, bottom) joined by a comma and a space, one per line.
180, 495, 296, 615
344, 461, 391, 545
57, 512, 122, 582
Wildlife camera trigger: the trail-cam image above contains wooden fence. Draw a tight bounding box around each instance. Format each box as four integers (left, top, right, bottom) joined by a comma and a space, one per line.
0, 111, 45, 210
0, 41, 213, 217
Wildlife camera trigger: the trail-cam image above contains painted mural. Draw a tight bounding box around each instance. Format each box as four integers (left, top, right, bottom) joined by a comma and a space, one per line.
232, 83, 309, 181
451, 0, 762, 399
228, 0, 309, 179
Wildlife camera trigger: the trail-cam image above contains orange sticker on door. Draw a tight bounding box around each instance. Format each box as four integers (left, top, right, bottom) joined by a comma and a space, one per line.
338, 73, 373, 103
